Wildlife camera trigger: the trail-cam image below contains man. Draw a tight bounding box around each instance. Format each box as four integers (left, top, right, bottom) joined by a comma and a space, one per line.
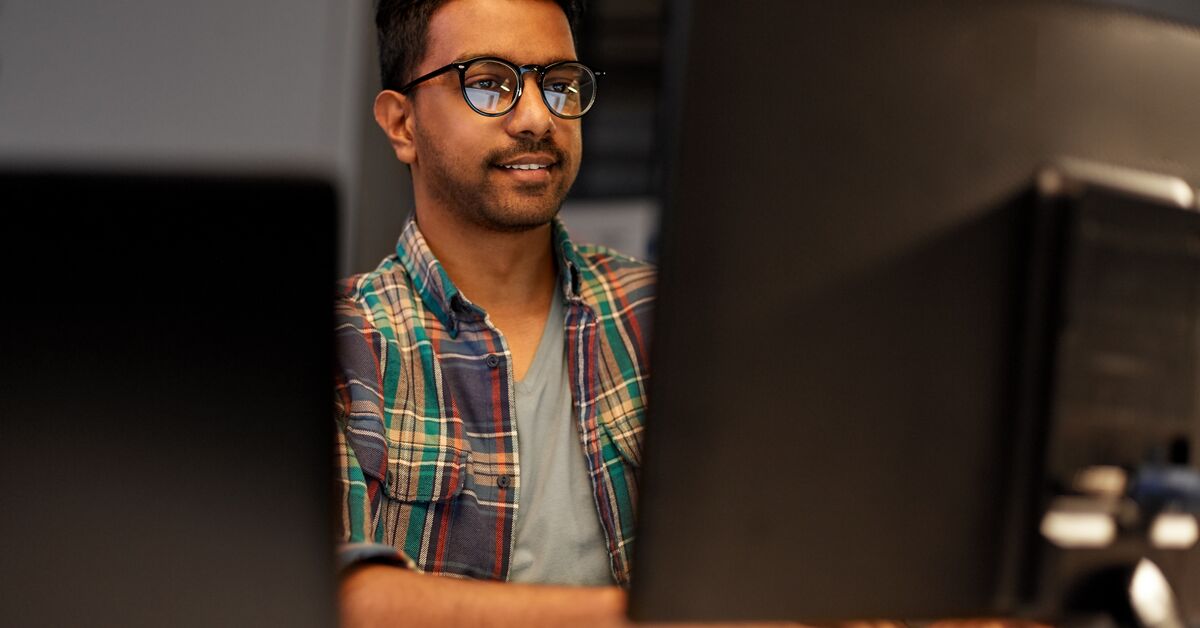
333, 0, 654, 625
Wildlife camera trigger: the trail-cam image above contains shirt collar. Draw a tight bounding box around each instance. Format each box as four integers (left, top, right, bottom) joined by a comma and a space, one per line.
396, 216, 588, 338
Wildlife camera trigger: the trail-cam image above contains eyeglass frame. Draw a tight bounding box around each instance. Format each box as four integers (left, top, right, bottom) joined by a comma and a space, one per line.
396, 56, 604, 119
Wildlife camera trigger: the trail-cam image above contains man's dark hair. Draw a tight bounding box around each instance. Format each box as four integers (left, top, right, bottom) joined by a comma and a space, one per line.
375, 0, 584, 92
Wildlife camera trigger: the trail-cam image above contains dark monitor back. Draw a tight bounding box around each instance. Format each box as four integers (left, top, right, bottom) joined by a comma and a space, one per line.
0, 172, 337, 627
633, 0, 1200, 622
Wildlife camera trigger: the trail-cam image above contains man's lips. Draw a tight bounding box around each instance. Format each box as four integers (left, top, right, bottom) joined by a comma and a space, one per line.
491, 153, 559, 181
494, 152, 558, 168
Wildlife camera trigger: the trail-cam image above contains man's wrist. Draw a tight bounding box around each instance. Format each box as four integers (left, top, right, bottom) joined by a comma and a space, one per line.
338, 563, 629, 628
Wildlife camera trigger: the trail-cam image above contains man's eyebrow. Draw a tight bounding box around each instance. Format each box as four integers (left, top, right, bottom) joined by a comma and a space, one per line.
453, 51, 579, 65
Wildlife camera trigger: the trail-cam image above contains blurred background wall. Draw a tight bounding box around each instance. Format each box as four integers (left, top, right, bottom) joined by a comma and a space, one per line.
0, 0, 664, 275
0, 0, 368, 272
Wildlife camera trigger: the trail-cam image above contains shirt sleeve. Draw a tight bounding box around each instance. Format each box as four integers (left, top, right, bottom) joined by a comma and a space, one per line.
332, 290, 417, 574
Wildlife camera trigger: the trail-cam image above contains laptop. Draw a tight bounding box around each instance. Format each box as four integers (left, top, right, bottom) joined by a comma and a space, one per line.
0, 171, 338, 627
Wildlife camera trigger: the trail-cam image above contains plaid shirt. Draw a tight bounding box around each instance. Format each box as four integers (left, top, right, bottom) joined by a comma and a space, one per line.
333, 217, 655, 585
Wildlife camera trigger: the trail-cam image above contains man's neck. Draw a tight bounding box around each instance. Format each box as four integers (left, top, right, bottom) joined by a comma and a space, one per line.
414, 207, 558, 322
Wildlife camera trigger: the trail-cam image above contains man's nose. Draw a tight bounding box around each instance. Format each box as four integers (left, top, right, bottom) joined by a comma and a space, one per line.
503, 72, 555, 139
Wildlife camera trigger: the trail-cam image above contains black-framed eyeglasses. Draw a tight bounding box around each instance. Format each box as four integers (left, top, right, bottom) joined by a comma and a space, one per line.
397, 56, 603, 119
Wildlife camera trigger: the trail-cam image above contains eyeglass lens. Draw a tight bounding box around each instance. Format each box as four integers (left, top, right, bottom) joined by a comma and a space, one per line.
462, 60, 595, 117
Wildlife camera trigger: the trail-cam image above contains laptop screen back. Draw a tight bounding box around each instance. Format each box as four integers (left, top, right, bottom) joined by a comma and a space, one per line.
0, 172, 338, 627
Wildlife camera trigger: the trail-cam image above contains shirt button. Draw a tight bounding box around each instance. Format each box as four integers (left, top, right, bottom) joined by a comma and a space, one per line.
486, 354, 500, 368
497, 474, 512, 488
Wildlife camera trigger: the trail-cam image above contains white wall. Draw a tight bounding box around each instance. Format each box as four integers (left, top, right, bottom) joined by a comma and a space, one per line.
560, 199, 659, 262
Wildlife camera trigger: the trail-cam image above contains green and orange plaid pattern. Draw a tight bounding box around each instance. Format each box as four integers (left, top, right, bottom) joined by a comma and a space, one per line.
333, 217, 655, 584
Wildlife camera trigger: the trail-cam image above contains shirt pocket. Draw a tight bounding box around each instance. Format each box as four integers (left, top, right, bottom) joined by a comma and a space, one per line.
383, 438, 470, 502
598, 402, 645, 470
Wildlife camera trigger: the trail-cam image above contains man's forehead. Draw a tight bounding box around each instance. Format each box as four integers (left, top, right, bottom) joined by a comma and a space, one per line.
422, 0, 576, 70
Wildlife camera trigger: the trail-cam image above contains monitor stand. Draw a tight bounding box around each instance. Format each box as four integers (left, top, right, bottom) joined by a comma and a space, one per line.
1015, 160, 1200, 627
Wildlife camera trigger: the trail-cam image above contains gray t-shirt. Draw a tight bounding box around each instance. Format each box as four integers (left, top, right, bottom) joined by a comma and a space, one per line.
507, 293, 614, 585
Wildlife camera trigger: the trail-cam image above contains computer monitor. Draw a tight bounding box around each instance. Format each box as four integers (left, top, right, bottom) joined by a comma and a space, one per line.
632, 0, 1200, 622
0, 171, 338, 627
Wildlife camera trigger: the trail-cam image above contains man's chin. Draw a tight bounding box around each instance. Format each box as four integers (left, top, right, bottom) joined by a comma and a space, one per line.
434, 173, 571, 233
470, 205, 561, 233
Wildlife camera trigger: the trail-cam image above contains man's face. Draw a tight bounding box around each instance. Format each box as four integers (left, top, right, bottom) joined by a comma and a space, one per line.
407, 0, 582, 232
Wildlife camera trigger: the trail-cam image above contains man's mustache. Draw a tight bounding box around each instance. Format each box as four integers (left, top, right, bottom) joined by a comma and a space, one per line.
486, 140, 568, 167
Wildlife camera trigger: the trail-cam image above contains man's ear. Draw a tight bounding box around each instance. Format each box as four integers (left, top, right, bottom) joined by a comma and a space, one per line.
374, 90, 417, 165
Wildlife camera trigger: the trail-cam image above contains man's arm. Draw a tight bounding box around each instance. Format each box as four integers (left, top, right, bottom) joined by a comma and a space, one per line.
338, 564, 628, 628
